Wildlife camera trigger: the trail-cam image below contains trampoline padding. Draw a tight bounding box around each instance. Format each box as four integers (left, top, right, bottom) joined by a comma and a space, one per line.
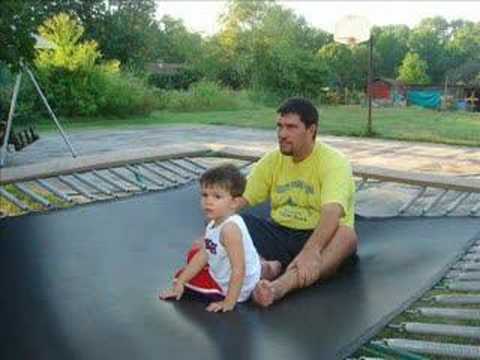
1, 185, 479, 360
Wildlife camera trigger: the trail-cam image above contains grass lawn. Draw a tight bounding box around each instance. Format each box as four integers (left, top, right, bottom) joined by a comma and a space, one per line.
38, 105, 480, 147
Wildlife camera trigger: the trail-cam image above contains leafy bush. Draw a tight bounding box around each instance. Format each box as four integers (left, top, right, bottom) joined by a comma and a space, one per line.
162, 81, 240, 111
99, 72, 158, 116
34, 13, 157, 117
149, 67, 201, 90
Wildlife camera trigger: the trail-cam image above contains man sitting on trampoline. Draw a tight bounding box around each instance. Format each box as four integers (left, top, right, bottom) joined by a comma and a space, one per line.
239, 97, 359, 307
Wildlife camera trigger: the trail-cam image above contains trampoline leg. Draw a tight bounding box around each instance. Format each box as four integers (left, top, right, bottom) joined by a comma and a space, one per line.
0, 73, 22, 168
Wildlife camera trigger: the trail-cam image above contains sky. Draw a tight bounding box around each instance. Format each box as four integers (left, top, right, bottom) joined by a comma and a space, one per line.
156, 1, 480, 35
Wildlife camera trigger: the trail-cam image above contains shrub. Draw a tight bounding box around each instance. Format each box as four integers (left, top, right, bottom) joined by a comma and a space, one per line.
34, 13, 157, 118
148, 67, 201, 90
99, 72, 158, 117
162, 81, 239, 111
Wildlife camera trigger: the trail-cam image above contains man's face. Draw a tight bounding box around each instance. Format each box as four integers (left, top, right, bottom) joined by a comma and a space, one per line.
276, 113, 316, 156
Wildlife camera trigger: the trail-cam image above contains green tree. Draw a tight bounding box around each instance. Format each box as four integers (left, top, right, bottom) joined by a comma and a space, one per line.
35, 13, 120, 116
408, 17, 450, 83
447, 22, 480, 68
372, 25, 410, 78
156, 16, 203, 64
317, 43, 354, 89
93, 0, 159, 69
1, 0, 43, 69
212, 0, 330, 95
397, 52, 430, 84
0, 0, 108, 69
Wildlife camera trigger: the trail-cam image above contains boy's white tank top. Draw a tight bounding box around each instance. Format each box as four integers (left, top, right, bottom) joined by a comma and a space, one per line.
204, 214, 261, 302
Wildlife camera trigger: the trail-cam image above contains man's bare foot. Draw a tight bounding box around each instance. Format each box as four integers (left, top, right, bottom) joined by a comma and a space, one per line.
261, 260, 282, 281
253, 280, 278, 307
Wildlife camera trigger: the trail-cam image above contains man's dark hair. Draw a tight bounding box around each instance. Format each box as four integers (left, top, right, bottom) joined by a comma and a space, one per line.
277, 97, 319, 131
199, 163, 246, 197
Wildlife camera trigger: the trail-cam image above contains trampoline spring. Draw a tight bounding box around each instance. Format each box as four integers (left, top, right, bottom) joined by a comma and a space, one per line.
35, 179, 73, 203
154, 161, 191, 180
57, 176, 97, 200
432, 294, 480, 305
125, 165, 164, 189
182, 157, 209, 171
468, 246, 480, 254
367, 341, 429, 360
446, 272, 480, 281
91, 170, 128, 194
168, 159, 203, 176
444, 192, 472, 215
421, 188, 449, 215
453, 262, 480, 271
463, 253, 480, 262
135, 164, 169, 186
142, 163, 178, 184
125, 165, 150, 189
414, 307, 480, 320
378, 338, 480, 359
13, 183, 52, 209
387, 323, 405, 331
125, 165, 158, 191
107, 168, 145, 191
356, 177, 368, 191
446, 281, 480, 292
239, 161, 255, 176
398, 186, 427, 215
72, 173, 112, 196
398, 322, 480, 339
0, 186, 30, 211
471, 201, 480, 216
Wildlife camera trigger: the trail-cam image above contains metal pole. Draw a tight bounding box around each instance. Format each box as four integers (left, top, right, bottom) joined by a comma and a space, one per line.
23, 63, 77, 158
0, 73, 22, 167
367, 35, 373, 136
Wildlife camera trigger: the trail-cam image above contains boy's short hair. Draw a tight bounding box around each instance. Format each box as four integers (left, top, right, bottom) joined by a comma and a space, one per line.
199, 163, 246, 197
277, 97, 319, 130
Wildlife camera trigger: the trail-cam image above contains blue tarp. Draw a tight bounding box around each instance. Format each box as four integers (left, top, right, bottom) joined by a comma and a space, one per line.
407, 90, 441, 109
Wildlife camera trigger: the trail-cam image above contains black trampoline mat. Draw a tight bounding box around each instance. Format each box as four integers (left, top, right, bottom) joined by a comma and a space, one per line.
1, 185, 479, 360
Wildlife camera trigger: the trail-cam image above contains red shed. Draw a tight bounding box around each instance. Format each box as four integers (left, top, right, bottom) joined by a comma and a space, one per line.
367, 78, 406, 104
369, 78, 391, 99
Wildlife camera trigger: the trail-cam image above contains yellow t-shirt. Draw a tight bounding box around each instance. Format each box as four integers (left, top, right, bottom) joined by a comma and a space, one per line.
243, 142, 355, 230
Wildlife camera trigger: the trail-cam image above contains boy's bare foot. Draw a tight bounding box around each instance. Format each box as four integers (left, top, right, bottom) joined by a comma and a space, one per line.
261, 260, 282, 281
252, 280, 278, 307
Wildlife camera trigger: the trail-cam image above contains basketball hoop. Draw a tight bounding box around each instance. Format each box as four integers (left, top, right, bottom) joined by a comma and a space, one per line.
334, 15, 374, 136
334, 15, 371, 46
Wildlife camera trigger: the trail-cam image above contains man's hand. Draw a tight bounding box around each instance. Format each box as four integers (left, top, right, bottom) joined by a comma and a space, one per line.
159, 281, 185, 301
206, 300, 236, 313
287, 247, 321, 288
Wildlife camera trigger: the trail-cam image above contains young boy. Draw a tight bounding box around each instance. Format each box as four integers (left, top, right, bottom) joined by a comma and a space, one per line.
160, 164, 280, 312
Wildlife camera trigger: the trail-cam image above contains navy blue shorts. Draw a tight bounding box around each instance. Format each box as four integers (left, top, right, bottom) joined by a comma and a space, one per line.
241, 214, 313, 268
241, 214, 358, 270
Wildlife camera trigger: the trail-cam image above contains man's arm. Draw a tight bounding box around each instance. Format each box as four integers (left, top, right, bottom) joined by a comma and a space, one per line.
303, 203, 343, 253
287, 203, 343, 287
235, 196, 250, 212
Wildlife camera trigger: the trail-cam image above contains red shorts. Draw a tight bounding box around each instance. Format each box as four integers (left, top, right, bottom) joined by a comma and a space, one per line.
174, 247, 225, 302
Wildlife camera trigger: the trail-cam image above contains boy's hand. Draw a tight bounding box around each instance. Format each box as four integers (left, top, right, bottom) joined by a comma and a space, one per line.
159, 281, 185, 301
206, 300, 236, 312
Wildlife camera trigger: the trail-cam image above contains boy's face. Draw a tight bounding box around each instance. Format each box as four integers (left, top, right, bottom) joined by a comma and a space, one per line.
200, 185, 237, 223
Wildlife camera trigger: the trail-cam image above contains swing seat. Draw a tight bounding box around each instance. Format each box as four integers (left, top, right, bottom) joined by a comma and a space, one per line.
0, 122, 39, 151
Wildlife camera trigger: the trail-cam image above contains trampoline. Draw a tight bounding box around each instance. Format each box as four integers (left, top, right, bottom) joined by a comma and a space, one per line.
2, 181, 480, 360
